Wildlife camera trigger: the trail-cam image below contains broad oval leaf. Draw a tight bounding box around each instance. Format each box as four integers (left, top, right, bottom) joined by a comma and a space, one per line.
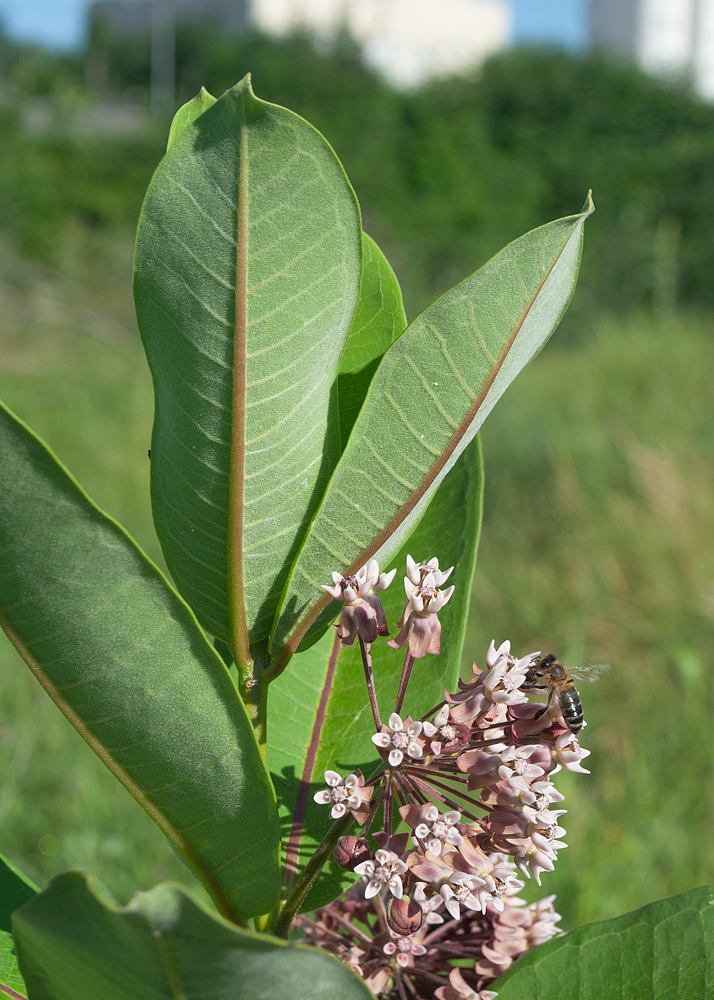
494, 884, 714, 999
270, 197, 593, 663
12, 873, 373, 1000
337, 232, 407, 450
134, 75, 362, 660
268, 434, 483, 911
0, 402, 280, 922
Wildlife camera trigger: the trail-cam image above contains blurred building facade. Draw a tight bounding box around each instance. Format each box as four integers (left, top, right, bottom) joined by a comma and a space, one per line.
590, 0, 714, 99
252, 0, 511, 87
89, 0, 511, 88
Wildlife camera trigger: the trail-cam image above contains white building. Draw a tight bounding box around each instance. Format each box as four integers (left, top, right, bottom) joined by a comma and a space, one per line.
90, 0, 511, 90
252, 0, 512, 88
590, 0, 714, 99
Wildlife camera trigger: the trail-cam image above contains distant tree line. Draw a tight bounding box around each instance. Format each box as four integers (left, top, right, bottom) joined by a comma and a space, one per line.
1, 25, 714, 323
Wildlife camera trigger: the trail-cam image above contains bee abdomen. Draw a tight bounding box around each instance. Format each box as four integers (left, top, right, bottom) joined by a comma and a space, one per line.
558, 689, 584, 734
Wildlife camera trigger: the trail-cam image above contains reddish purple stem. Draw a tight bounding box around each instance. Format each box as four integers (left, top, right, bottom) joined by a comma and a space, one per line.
358, 636, 382, 730
0, 985, 28, 1000
395, 651, 415, 715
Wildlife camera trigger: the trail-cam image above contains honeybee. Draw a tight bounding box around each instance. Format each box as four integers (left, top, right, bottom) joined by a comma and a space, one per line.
522, 654, 608, 735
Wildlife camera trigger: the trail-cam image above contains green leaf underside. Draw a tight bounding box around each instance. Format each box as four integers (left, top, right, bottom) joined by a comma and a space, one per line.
271, 197, 593, 660
337, 232, 407, 451
494, 884, 714, 1000
166, 87, 217, 152
0, 402, 280, 921
12, 873, 373, 1000
1, 930, 26, 999
267, 435, 483, 911
0, 855, 37, 935
134, 75, 362, 650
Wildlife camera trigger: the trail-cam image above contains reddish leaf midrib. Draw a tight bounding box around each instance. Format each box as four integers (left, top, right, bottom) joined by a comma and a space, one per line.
228, 103, 251, 670
282, 630, 342, 885
0, 607, 243, 926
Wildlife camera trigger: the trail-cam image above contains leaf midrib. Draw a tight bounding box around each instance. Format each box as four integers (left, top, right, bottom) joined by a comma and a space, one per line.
0, 607, 243, 927
228, 96, 250, 670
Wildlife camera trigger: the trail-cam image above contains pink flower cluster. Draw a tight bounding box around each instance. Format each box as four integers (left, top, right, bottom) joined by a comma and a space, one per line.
299, 558, 592, 999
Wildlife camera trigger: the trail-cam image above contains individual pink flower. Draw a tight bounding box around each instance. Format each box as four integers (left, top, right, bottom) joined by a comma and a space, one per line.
401, 803, 463, 856
422, 703, 470, 755
313, 769, 372, 824
497, 745, 546, 790
372, 712, 424, 767
405, 554, 454, 588
407, 850, 485, 920
387, 571, 455, 658
413, 881, 445, 924
321, 559, 396, 646
383, 932, 427, 968
354, 849, 408, 899
551, 731, 592, 773
481, 640, 537, 706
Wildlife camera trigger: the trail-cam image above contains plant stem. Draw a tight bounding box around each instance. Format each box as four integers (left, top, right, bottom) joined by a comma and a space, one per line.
359, 636, 382, 730
239, 641, 271, 762
272, 813, 354, 938
395, 651, 415, 715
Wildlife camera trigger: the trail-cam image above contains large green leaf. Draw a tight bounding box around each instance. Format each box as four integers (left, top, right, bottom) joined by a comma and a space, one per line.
12, 873, 372, 1000
338, 232, 407, 450
268, 434, 483, 911
0, 402, 280, 922
134, 75, 362, 661
494, 884, 714, 999
270, 197, 593, 662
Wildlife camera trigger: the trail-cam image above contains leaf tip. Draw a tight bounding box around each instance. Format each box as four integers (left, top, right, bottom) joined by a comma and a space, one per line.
582, 189, 595, 216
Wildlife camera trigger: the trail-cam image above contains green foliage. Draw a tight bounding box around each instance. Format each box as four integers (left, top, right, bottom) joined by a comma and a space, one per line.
13, 872, 373, 1000
494, 885, 714, 999
0, 402, 281, 921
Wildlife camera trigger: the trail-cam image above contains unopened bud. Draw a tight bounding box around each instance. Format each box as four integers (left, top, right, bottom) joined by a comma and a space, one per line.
386, 896, 423, 936
334, 836, 371, 871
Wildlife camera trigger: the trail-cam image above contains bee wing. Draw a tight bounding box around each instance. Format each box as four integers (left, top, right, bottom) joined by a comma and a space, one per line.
570, 663, 610, 683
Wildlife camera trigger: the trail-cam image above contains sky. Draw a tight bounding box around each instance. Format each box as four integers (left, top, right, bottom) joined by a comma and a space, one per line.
0, 0, 589, 52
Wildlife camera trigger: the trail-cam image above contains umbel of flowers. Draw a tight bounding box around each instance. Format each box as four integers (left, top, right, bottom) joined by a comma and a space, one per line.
297, 555, 591, 1000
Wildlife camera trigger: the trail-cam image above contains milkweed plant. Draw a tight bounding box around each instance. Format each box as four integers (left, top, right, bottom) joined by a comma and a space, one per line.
1, 78, 710, 1000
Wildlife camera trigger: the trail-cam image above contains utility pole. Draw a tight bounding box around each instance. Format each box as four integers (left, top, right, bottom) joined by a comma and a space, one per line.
151, 0, 176, 114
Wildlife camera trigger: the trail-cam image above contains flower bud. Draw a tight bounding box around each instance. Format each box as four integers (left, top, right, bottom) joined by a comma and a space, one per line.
334, 835, 371, 871
386, 895, 423, 936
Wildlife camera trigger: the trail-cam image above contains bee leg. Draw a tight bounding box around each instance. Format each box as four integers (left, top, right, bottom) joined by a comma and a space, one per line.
533, 688, 555, 721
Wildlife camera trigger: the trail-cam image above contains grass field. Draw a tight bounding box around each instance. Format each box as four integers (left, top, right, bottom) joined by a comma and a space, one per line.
1, 230, 712, 929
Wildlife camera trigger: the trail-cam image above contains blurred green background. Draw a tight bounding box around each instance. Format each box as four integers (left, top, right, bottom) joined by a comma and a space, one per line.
1, 26, 713, 932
